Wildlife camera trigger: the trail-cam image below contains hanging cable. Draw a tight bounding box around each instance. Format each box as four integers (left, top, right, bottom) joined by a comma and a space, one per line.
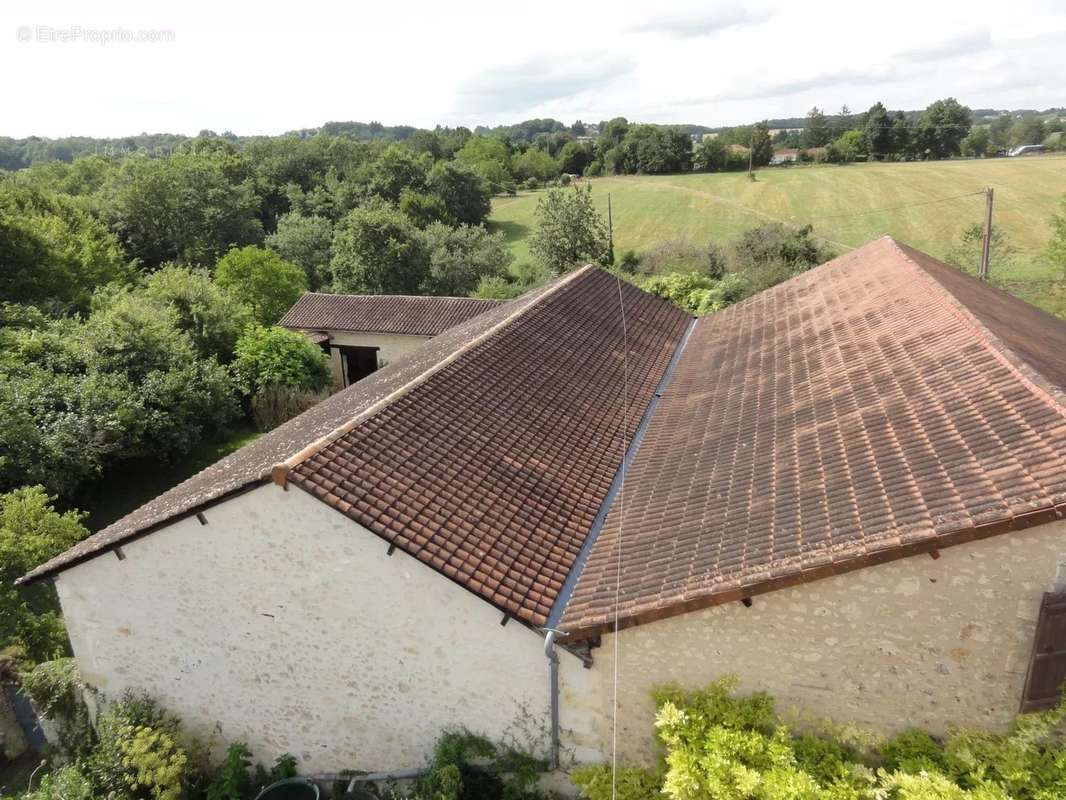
611, 274, 629, 800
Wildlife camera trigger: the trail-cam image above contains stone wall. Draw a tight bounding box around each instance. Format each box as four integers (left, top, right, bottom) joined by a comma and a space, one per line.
55, 484, 601, 772
599, 520, 1066, 763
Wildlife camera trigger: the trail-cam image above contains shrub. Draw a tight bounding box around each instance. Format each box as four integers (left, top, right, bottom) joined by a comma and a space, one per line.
592, 677, 1066, 800
471, 276, 527, 300
232, 325, 331, 397
20, 658, 93, 760
732, 223, 833, 272
640, 273, 750, 315
85, 692, 187, 800
571, 765, 664, 800
413, 730, 544, 800
117, 725, 188, 800
880, 728, 948, 774
617, 250, 641, 274
0, 489, 88, 664
19, 765, 94, 800
251, 385, 330, 431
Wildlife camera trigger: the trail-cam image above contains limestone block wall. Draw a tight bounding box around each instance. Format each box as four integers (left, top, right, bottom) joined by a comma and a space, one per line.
600, 520, 1066, 763
54, 484, 600, 772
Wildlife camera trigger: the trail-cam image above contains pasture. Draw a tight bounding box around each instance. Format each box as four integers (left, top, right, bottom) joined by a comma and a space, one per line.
490, 156, 1066, 315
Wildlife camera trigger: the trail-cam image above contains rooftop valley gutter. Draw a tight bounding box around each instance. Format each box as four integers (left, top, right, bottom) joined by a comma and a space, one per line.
541, 315, 697, 770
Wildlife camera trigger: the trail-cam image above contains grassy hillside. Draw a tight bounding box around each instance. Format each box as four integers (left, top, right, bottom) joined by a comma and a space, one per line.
489, 156, 1066, 315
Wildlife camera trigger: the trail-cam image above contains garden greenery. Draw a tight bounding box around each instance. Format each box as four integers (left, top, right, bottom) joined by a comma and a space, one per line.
8, 666, 301, 800
572, 677, 1066, 800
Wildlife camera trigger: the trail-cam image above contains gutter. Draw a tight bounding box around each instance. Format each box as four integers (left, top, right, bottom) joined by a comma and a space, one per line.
540, 315, 697, 769
545, 316, 698, 631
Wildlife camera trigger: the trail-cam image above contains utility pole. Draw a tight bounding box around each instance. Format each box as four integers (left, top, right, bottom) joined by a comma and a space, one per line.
979, 186, 994, 281
748, 129, 755, 177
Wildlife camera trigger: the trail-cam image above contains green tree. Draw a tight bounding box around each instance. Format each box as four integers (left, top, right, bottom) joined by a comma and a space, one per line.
422, 223, 514, 296
511, 148, 561, 183
231, 325, 331, 396
454, 136, 512, 191
329, 200, 430, 293
915, 97, 972, 159
399, 190, 450, 228
264, 212, 334, 290
427, 161, 492, 225
803, 107, 830, 148
359, 144, 432, 203
611, 125, 694, 174
0, 182, 131, 312
214, 246, 307, 325
960, 127, 991, 157
826, 130, 863, 163
0, 486, 88, 664
862, 102, 894, 158
557, 141, 593, 175
141, 265, 253, 362
529, 185, 610, 274
749, 123, 772, 167
104, 151, 263, 268
694, 137, 727, 171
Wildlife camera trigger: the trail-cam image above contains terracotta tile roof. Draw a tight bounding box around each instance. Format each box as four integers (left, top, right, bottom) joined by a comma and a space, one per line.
560, 236, 1066, 636
279, 292, 505, 337
18, 278, 568, 585
22, 270, 692, 628
286, 269, 690, 625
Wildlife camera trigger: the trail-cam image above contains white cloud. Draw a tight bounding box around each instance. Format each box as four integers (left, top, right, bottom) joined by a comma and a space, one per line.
627, 5, 771, 38
1, 0, 1064, 137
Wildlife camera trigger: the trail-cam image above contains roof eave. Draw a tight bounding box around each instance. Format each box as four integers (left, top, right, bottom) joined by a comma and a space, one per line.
559, 502, 1066, 642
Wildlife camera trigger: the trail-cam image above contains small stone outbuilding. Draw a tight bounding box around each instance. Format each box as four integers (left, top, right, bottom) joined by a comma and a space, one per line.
279, 292, 503, 388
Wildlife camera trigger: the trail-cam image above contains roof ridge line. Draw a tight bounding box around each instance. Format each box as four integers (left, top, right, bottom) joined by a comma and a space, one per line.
885, 236, 1066, 423
300, 291, 504, 302
271, 265, 597, 486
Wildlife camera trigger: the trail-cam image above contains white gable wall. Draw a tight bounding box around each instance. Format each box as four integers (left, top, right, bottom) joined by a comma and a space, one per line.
55, 483, 602, 772
325, 331, 431, 387
600, 519, 1066, 764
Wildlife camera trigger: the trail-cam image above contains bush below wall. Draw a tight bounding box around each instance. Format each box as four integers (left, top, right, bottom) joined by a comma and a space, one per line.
571, 677, 1066, 800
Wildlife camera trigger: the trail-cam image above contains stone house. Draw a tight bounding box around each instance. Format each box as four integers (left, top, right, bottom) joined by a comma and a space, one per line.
279, 292, 504, 388
21, 237, 1066, 773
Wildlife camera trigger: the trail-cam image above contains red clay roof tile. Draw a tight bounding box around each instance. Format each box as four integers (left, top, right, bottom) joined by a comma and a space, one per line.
560, 236, 1066, 636
287, 268, 690, 625
279, 292, 504, 337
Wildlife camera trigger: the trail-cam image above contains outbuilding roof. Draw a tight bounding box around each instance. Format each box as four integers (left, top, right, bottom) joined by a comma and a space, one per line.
560, 236, 1066, 636
279, 292, 505, 337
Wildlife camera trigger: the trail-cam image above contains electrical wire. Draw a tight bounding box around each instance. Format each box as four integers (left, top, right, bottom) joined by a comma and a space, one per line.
611, 273, 629, 800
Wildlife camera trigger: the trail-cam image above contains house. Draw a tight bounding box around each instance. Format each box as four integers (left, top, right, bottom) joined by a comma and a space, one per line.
21, 237, 1066, 774
279, 292, 504, 388
770, 147, 802, 164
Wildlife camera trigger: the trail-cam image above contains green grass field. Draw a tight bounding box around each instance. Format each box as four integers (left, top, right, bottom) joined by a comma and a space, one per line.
489, 156, 1066, 315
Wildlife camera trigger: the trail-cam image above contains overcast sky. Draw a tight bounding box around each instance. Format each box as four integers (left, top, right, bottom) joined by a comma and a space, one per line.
3, 0, 1064, 138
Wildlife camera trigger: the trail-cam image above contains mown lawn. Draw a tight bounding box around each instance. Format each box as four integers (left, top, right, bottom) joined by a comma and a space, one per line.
83, 422, 261, 531
489, 156, 1066, 314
